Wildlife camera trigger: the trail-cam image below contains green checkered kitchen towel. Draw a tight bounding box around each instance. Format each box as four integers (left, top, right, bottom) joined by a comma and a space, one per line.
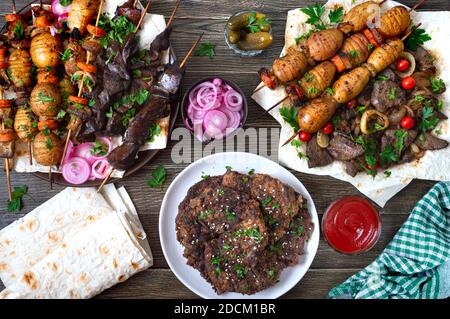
328, 182, 450, 299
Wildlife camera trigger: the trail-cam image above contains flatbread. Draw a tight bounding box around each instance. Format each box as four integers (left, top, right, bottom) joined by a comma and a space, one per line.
252, 0, 450, 207
0, 212, 150, 299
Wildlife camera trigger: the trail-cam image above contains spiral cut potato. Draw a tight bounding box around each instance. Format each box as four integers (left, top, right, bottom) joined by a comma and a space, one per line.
8, 49, 33, 88
306, 29, 344, 61
67, 0, 101, 36
338, 1, 380, 34
30, 83, 62, 118
332, 67, 371, 104
298, 61, 337, 99
378, 6, 411, 38
335, 33, 371, 71
366, 39, 404, 75
14, 108, 36, 141
297, 97, 338, 133
30, 31, 62, 68
272, 46, 308, 83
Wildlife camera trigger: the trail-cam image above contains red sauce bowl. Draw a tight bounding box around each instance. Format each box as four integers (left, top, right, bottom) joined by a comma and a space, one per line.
322, 196, 381, 255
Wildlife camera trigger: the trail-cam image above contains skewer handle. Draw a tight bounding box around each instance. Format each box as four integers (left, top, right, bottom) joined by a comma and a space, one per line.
180, 33, 204, 69
167, 0, 181, 28
134, 0, 152, 33
97, 169, 113, 193
410, 0, 426, 12
60, 129, 72, 167
401, 23, 422, 41
282, 129, 301, 147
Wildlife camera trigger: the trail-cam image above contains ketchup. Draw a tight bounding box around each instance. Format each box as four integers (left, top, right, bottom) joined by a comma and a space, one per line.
322, 196, 381, 254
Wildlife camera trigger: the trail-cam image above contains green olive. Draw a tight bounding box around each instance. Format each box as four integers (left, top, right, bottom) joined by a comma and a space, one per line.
237, 32, 273, 51
227, 12, 266, 31
227, 30, 241, 44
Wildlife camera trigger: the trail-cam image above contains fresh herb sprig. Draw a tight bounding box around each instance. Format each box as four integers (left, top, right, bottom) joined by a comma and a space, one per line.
247, 13, 271, 33
279, 107, 299, 131
147, 165, 167, 189
406, 28, 432, 51
194, 42, 216, 60
7, 185, 28, 212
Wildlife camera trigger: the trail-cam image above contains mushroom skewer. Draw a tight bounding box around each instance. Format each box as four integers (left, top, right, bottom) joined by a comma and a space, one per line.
281, 25, 420, 146
97, 33, 202, 193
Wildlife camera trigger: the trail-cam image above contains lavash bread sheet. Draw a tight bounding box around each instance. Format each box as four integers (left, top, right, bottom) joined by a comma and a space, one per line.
252, 0, 450, 207
0, 185, 152, 299
13, 0, 170, 178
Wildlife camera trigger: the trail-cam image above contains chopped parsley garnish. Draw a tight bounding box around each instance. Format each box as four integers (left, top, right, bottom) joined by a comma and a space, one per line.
356, 105, 366, 116
296, 225, 304, 237
265, 214, 278, 226
121, 108, 136, 127
147, 165, 167, 189
325, 87, 335, 96
419, 106, 440, 132
201, 172, 210, 180
368, 43, 374, 51
430, 77, 445, 94
388, 87, 397, 101
348, 49, 359, 59
394, 129, 408, 154
248, 169, 255, 175
45, 138, 54, 150
217, 188, 225, 196
247, 13, 271, 33
226, 211, 235, 221
194, 42, 216, 60
300, 3, 325, 29
90, 141, 108, 157
272, 202, 281, 210
99, 14, 135, 48
199, 211, 206, 220
377, 75, 389, 81
379, 145, 398, 165
60, 0, 72, 6
225, 165, 232, 171
223, 244, 231, 251
261, 195, 273, 207
234, 264, 247, 279
37, 92, 56, 103
6, 185, 28, 212
384, 171, 392, 178
267, 269, 276, 279
13, 20, 24, 40
147, 123, 161, 142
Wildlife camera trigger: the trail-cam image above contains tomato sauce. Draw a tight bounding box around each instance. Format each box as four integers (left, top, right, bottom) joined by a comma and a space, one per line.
322, 196, 381, 254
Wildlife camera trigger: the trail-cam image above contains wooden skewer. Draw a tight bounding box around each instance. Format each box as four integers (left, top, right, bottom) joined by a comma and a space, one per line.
1, 121, 12, 201
266, 96, 289, 113
180, 33, 204, 69
401, 23, 421, 41
28, 141, 32, 165
12, 0, 17, 14
133, 0, 139, 8
97, 169, 113, 193
253, 84, 266, 94
167, 0, 181, 28
410, 0, 426, 12
61, 0, 105, 167
134, 0, 152, 33
282, 129, 302, 147
48, 166, 52, 190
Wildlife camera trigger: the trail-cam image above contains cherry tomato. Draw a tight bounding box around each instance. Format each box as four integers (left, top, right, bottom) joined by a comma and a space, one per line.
400, 116, 415, 130
322, 123, 334, 135
396, 58, 410, 72
298, 131, 312, 142
365, 162, 379, 171
401, 76, 416, 90
346, 99, 358, 109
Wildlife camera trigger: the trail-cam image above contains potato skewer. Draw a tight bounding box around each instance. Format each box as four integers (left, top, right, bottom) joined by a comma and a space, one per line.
60, 0, 106, 167
0, 88, 13, 201
281, 25, 420, 146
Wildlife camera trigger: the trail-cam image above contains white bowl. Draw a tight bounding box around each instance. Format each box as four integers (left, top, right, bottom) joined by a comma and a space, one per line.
159, 152, 320, 299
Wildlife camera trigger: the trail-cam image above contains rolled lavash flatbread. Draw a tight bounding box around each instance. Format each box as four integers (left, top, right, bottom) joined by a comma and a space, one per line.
0, 188, 114, 287
0, 212, 151, 299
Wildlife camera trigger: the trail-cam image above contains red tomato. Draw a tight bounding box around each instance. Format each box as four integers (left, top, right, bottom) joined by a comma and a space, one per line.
400, 116, 415, 130
346, 99, 358, 109
322, 123, 334, 135
396, 58, 410, 72
365, 162, 379, 170
401, 76, 416, 90
298, 131, 312, 142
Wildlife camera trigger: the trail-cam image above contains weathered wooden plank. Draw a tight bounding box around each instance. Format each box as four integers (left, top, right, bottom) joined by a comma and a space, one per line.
96, 268, 361, 299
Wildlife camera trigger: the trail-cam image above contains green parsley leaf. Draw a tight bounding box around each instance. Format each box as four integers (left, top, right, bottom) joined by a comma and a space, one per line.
248, 168, 255, 175
419, 106, 440, 132
225, 165, 232, 172
430, 77, 446, 94
388, 87, 397, 101
300, 3, 325, 28
7, 185, 28, 212
328, 7, 344, 24
147, 165, 167, 189
246, 13, 271, 33
201, 172, 210, 180
90, 141, 108, 157
262, 195, 273, 207
384, 171, 392, 178
406, 28, 432, 51
377, 75, 389, 81
45, 138, 54, 150
279, 107, 299, 131
379, 145, 398, 165
37, 92, 56, 103
194, 42, 216, 60
60, 0, 72, 6
13, 20, 24, 40
394, 129, 408, 154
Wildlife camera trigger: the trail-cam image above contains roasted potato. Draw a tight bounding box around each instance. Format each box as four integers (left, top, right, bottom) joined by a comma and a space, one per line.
332, 67, 371, 104
8, 49, 33, 88
338, 1, 380, 34
32, 132, 63, 166
367, 39, 404, 75
67, 0, 101, 36
30, 31, 61, 68
30, 82, 62, 118
299, 61, 336, 99
378, 6, 411, 38
14, 107, 36, 141
297, 97, 338, 133
272, 46, 308, 83
307, 29, 344, 61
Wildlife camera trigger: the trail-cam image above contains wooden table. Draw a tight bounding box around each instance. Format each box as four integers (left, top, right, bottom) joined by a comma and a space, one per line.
0, 0, 448, 299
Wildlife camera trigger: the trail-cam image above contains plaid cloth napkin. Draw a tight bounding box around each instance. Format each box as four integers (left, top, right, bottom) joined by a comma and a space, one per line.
328, 182, 450, 299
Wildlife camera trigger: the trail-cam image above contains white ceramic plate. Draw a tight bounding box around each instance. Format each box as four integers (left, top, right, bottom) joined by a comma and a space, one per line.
159, 152, 320, 299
